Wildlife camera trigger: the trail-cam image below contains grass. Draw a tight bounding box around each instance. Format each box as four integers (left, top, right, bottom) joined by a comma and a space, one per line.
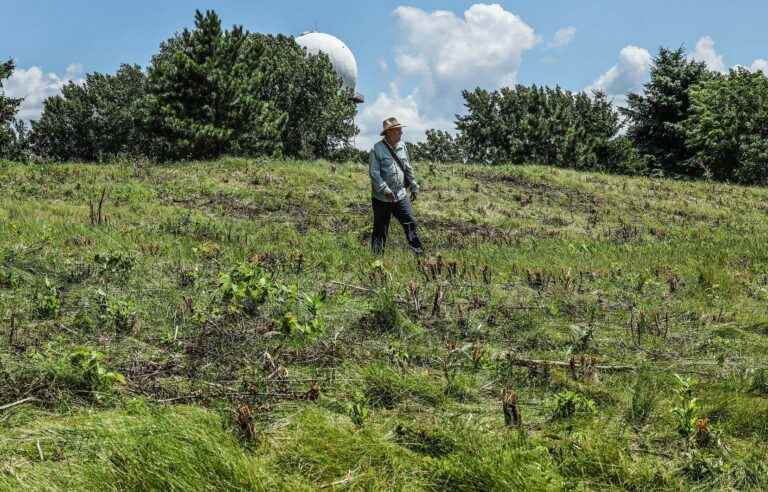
1, 156, 768, 490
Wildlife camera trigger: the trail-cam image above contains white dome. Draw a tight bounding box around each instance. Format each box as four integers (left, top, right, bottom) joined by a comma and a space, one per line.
296, 32, 358, 92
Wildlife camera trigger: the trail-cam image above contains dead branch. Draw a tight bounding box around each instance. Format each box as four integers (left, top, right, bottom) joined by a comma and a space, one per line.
0, 397, 39, 411
505, 355, 636, 373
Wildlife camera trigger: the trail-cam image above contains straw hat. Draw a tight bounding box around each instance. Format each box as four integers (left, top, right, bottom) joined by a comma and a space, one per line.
380, 117, 406, 136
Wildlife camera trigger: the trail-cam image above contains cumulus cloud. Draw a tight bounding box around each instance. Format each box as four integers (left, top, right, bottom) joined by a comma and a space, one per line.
393, 4, 537, 98
355, 3, 538, 148
750, 59, 768, 75
4, 64, 83, 120
355, 82, 453, 150
690, 36, 726, 73
549, 27, 576, 49
588, 45, 652, 97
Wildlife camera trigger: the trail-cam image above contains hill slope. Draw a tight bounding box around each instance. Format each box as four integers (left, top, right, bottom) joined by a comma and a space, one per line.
1, 158, 768, 490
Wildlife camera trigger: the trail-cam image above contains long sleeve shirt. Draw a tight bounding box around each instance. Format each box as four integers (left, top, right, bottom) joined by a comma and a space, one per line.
368, 139, 420, 202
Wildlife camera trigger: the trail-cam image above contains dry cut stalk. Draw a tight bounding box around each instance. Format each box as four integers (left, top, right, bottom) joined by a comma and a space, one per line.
505, 355, 636, 373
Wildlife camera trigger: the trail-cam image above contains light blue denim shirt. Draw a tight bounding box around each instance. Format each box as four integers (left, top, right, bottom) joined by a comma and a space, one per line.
369, 140, 420, 203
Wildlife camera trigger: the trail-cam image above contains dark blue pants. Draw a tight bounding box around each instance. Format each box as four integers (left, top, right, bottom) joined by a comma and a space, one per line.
371, 197, 423, 254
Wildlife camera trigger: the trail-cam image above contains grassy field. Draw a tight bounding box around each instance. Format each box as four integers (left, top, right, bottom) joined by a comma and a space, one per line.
1, 157, 768, 490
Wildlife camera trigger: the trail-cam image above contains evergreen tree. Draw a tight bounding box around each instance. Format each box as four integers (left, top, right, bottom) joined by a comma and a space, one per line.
31, 64, 146, 161
684, 67, 768, 184
138, 10, 285, 161
139, 10, 357, 161
621, 47, 712, 175
0, 59, 23, 157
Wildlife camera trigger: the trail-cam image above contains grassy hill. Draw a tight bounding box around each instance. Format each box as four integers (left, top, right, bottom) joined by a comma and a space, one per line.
1, 157, 768, 490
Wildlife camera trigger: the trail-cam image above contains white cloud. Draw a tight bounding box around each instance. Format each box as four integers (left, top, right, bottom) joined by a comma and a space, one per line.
691, 36, 726, 73
588, 45, 652, 97
355, 82, 454, 150
393, 4, 537, 97
4, 64, 83, 120
549, 27, 576, 49
750, 59, 768, 75
355, 3, 537, 148
377, 58, 389, 72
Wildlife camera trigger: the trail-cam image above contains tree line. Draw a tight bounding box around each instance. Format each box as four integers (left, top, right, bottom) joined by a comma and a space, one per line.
409, 47, 768, 185
0, 10, 358, 163
3, 15, 768, 185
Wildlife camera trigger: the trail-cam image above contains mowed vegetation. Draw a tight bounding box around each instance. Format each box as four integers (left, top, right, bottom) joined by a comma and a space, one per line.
2, 157, 768, 490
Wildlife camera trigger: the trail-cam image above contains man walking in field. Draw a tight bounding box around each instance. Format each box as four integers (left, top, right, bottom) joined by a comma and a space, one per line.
369, 117, 423, 255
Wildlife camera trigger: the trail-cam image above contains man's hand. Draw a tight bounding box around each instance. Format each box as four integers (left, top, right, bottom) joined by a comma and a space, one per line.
386, 191, 397, 202
410, 191, 418, 202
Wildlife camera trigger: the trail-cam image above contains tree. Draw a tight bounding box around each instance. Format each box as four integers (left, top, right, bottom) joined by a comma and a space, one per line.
138, 10, 357, 161
138, 10, 284, 161
0, 59, 23, 158
684, 67, 768, 184
408, 129, 466, 163
622, 47, 712, 176
30, 64, 147, 161
251, 34, 358, 159
455, 85, 622, 169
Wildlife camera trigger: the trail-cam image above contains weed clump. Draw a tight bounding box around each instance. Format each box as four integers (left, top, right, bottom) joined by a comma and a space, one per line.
362, 289, 414, 335
550, 390, 596, 419
393, 422, 456, 457
625, 370, 659, 424
363, 365, 443, 408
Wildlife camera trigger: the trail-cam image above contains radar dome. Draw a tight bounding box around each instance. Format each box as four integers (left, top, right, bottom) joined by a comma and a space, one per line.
296, 32, 363, 102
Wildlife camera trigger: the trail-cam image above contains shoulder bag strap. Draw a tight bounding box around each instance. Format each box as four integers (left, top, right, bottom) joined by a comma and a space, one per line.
382, 139, 412, 188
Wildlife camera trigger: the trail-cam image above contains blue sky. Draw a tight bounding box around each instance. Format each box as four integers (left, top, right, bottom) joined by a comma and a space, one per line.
3, 1, 768, 147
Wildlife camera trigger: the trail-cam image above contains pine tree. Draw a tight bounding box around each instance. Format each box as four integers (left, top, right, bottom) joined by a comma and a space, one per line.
138, 10, 285, 161
621, 47, 712, 176
0, 59, 23, 156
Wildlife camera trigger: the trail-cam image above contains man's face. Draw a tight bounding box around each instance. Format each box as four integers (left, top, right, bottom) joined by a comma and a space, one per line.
386, 127, 403, 144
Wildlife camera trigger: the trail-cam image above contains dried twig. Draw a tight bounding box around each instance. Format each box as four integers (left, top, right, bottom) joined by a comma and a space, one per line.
328, 281, 376, 293
0, 397, 39, 411
320, 470, 358, 489
505, 356, 636, 373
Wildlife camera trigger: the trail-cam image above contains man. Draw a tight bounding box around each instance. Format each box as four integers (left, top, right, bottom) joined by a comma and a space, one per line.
368, 117, 423, 255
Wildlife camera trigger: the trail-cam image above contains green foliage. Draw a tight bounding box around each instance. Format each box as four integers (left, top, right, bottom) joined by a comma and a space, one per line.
0, 406, 294, 491
276, 290, 327, 344
622, 47, 713, 175
218, 262, 274, 314
63, 347, 126, 396
92, 289, 138, 332
393, 422, 457, 457
684, 67, 768, 184
550, 390, 596, 419
3, 159, 768, 488
138, 10, 356, 161
364, 365, 444, 408
671, 374, 703, 438
30, 64, 147, 161
346, 391, 370, 427
0, 59, 23, 158
456, 85, 621, 169
749, 368, 768, 395
253, 33, 358, 158
625, 372, 659, 424
33, 277, 61, 319
367, 288, 409, 334
138, 10, 284, 161
408, 129, 466, 163
94, 252, 135, 277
